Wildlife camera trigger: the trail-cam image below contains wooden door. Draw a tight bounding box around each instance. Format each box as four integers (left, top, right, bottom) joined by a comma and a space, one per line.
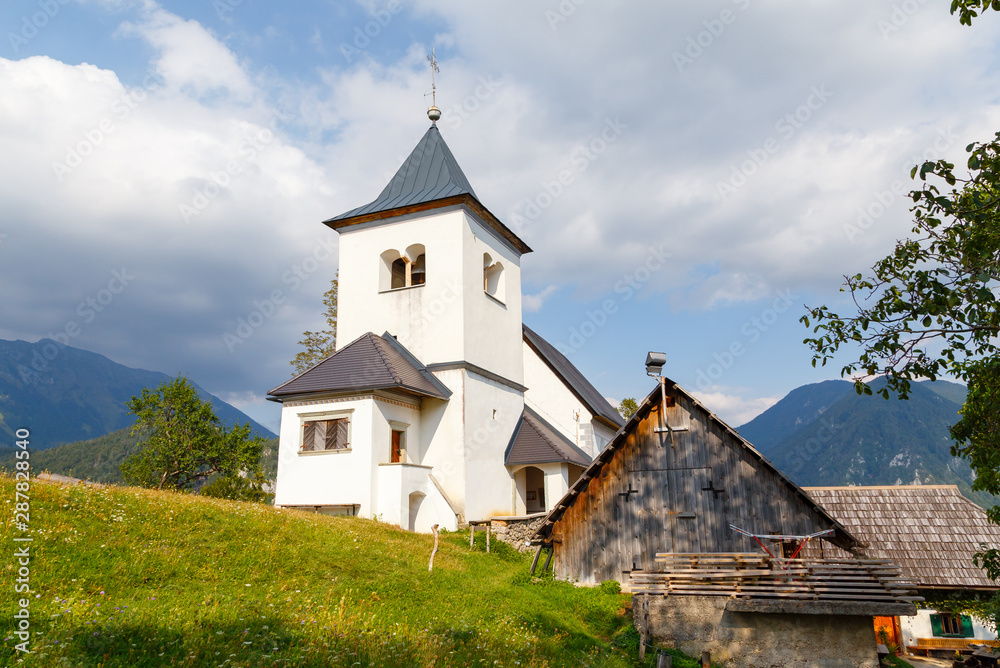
624, 467, 717, 569
391, 430, 402, 463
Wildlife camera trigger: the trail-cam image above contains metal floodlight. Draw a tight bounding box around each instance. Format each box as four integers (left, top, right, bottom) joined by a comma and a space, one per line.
645, 351, 666, 377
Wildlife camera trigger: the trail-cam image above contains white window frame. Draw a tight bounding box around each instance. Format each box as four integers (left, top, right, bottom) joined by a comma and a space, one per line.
388, 420, 410, 463
298, 409, 354, 455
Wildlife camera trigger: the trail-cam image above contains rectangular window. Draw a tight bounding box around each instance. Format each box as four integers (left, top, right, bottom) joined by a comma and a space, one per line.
930, 613, 974, 638
301, 418, 350, 452
391, 429, 404, 463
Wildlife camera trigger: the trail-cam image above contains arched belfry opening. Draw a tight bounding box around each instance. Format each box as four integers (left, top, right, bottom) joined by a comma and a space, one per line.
484, 253, 504, 302
380, 246, 427, 291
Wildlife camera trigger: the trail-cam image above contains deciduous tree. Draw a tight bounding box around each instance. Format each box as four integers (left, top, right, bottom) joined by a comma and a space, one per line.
120, 376, 265, 492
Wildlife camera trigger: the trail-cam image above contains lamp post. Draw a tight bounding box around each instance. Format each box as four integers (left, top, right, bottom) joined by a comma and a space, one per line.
645, 351, 677, 445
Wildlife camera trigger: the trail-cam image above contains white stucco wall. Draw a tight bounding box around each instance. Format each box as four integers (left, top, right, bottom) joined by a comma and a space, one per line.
522, 341, 616, 458
416, 369, 467, 516
273, 396, 378, 514
461, 213, 524, 384
462, 371, 524, 521
336, 208, 468, 366
900, 609, 997, 649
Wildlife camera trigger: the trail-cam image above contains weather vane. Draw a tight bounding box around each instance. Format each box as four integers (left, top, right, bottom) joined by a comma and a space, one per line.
426, 48, 441, 123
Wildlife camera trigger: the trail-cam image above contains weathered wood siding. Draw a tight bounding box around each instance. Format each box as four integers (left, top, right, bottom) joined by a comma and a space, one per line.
552, 391, 841, 585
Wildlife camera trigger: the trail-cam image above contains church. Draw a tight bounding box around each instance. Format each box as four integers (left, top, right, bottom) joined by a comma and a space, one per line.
268, 113, 623, 532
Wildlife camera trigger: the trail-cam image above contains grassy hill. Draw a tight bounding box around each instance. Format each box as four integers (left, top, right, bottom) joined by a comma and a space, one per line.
0, 476, 709, 667
0, 429, 280, 485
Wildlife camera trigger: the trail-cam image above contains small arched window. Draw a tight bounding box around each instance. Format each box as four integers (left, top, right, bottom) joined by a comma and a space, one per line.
380, 246, 427, 291
391, 258, 407, 289
483, 253, 505, 302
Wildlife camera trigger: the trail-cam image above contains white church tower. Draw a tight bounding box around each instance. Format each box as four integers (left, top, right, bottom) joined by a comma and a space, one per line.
269, 110, 623, 532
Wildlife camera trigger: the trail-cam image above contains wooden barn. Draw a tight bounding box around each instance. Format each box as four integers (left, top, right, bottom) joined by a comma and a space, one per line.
532, 376, 861, 584
532, 378, 921, 667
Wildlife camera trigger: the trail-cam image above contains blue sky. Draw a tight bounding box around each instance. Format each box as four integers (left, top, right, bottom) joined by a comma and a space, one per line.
3, 0, 999, 433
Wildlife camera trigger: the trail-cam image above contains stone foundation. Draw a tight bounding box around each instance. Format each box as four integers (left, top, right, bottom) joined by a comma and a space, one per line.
635, 595, 881, 668
488, 514, 546, 553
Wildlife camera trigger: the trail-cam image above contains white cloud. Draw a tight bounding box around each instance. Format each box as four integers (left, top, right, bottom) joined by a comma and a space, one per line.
523, 285, 558, 313
118, 3, 254, 100
688, 389, 781, 427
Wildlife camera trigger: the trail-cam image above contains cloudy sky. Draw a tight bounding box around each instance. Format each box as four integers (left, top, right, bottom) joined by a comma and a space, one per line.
2, 0, 998, 433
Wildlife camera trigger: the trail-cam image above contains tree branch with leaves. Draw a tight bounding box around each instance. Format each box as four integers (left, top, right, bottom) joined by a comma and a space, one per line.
291, 273, 338, 375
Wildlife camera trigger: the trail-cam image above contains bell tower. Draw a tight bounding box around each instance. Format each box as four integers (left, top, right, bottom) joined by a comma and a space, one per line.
327, 123, 531, 386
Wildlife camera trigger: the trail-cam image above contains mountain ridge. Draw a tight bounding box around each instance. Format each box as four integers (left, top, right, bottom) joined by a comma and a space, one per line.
0, 338, 274, 450
736, 378, 991, 508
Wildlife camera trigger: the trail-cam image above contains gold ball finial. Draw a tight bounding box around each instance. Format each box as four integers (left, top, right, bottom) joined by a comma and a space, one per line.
427, 106, 441, 123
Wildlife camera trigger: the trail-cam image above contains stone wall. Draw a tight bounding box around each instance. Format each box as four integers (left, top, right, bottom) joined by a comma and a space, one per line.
635, 595, 880, 668
489, 515, 546, 553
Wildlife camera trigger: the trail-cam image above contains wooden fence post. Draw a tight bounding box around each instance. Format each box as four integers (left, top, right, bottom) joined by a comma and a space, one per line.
656, 653, 672, 668
700, 650, 711, 667
428, 524, 439, 572
638, 594, 648, 662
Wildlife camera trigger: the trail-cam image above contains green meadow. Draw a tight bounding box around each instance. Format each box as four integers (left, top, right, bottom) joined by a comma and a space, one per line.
0, 475, 715, 667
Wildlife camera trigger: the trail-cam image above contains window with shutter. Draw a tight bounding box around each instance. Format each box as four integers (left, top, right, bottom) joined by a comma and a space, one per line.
960, 614, 974, 638
300, 416, 351, 452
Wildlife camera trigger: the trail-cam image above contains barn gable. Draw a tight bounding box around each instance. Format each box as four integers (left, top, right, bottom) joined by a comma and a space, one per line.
534, 377, 859, 584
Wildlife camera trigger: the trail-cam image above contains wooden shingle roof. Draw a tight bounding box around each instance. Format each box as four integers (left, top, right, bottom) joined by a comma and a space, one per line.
803, 485, 1000, 590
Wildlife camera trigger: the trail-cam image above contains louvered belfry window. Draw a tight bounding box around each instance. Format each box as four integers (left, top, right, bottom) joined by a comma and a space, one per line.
301, 418, 350, 452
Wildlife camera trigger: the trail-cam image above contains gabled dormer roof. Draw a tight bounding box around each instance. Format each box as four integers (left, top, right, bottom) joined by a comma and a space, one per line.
267, 331, 451, 401
322, 125, 532, 255
505, 407, 592, 468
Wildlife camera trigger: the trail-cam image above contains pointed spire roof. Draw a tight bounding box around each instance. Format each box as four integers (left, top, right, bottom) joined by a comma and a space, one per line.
322, 126, 531, 255
327, 125, 477, 222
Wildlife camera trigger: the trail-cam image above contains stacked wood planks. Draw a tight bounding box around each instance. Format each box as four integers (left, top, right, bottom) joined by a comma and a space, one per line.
627, 553, 922, 603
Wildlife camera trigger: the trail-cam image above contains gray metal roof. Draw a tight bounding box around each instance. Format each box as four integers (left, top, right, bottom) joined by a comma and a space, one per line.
325, 125, 478, 223
505, 406, 592, 468
268, 332, 452, 400
522, 325, 625, 429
